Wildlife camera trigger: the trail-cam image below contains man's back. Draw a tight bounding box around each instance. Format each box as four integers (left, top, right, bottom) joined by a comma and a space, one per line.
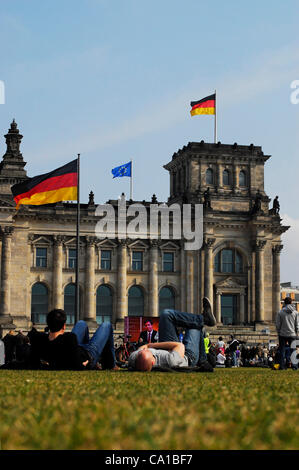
30, 331, 88, 370
276, 304, 299, 337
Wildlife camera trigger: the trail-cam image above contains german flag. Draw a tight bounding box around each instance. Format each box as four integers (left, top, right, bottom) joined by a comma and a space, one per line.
11, 159, 78, 209
190, 93, 216, 116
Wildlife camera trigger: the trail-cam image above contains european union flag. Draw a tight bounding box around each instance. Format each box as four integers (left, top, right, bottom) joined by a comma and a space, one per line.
111, 161, 132, 178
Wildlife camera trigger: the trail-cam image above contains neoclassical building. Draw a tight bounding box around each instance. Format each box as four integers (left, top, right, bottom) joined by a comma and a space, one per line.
0, 121, 289, 334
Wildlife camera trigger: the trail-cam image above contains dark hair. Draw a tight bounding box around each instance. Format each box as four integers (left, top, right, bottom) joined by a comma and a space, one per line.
219, 336, 223, 341
145, 320, 153, 325
284, 297, 292, 305
47, 309, 67, 332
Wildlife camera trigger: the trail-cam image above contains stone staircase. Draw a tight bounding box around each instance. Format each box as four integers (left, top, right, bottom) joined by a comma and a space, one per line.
205, 323, 279, 347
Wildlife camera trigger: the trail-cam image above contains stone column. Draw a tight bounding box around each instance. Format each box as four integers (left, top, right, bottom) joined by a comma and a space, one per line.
217, 163, 223, 189
52, 235, 64, 309
215, 290, 221, 323
0, 227, 15, 330
186, 250, 194, 312
233, 164, 238, 191
149, 240, 158, 317
272, 244, 283, 320
204, 238, 215, 309
117, 240, 127, 320
239, 291, 245, 324
180, 241, 186, 311
255, 240, 266, 322
84, 236, 98, 327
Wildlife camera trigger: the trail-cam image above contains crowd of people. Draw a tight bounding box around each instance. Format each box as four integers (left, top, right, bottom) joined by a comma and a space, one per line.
208, 336, 284, 369
0, 295, 298, 372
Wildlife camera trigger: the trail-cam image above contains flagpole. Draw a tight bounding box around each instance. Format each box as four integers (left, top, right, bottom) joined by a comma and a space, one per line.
75, 153, 80, 325
130, 159, 133, 200
214, 89, 217, 143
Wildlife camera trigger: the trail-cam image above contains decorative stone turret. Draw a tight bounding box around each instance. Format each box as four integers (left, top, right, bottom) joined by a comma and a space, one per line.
0, 120, 27, 196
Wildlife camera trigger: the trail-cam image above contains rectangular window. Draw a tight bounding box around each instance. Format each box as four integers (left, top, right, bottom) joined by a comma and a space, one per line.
68, 249, 77, 269
36, 247, 47, 267
163, 252, 174, 272
132, 251, 143, 271
222, 249, 233, 273
101, 250, 111, 270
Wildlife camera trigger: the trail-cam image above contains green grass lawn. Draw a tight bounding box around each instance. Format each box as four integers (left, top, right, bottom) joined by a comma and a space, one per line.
0, 368, 299, 450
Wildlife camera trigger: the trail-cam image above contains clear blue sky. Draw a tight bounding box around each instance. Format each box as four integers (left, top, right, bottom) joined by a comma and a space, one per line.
0, 0, 298, 282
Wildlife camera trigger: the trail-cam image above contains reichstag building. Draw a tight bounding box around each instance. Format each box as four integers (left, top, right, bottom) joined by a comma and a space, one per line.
0, 120, 289, 334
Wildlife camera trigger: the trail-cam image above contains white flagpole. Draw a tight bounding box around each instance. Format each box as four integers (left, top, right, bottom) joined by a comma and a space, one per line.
214, 89, 217, 143
130, 159, 133, 200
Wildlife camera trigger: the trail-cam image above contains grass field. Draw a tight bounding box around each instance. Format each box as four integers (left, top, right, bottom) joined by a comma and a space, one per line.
0, 368, 299, 450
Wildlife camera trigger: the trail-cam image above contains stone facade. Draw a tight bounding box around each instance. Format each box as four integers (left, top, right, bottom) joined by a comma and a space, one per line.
0, 122, 290, 336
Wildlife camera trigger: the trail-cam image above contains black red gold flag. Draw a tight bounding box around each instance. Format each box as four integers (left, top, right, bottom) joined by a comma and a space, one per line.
11, 159, 77, 209
190, 93, 216, 116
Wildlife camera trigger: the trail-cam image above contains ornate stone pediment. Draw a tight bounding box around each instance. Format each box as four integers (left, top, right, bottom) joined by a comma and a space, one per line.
97, 238, 117, 248
159, 241, 179, 250
215, 276, 246, 289
127, 239, 149, 250
28, 234, 52, 245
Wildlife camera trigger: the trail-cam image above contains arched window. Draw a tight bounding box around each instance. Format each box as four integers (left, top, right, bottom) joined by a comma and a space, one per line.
239, 170, 246, 187
214, 249, 243, 273
64, 283, 77, 324
223, 169, 230, 186
128, 286, 144, 316
159, 287, 175, 314
96, 285, 113, 324
206, 168, 213, 185
31, 282, 48, 324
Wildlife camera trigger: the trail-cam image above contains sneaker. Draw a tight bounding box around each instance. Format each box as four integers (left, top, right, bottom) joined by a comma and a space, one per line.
202, 297, 216, 326
197, 360, 214, 372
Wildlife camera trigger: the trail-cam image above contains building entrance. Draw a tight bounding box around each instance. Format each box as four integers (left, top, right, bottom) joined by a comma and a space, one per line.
221, 294, 237, 325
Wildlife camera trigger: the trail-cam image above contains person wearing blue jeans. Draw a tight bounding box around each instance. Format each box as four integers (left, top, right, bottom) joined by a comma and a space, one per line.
29, 309, 117, 370
72, 320, 116, 369
158, 309, 207, 366
128, 297, 216, 371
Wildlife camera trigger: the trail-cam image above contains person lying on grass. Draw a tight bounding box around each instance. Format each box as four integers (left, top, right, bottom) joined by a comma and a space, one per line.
29, 309, 118, 370
128, 298, 216, 372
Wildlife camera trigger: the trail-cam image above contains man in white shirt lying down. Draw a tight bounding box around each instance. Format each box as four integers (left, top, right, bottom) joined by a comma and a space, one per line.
128, 298, 216, 372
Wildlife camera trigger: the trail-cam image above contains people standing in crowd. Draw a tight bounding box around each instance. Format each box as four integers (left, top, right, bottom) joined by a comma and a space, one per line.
235, 346, 241, 367
216, 336, 225, 353
276, 296, 299, 370
227, 335, 247, 367
204, 332, 211, 356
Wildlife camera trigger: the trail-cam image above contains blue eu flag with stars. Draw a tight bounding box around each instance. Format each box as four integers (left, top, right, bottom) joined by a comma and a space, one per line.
111, 161, 132, 178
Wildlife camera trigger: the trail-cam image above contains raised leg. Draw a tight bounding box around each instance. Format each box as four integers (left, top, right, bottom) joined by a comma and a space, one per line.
71, 320, 90, 345
83, 322, 116, 369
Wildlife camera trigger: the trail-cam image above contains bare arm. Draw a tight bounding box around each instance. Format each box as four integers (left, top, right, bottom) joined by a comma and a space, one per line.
139, 341, 185, 358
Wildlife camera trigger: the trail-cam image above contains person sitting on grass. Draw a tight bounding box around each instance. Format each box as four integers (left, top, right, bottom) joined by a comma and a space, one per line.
128, 297, 216, 372
216, 348, 226, 368
29, 309, 118, 370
